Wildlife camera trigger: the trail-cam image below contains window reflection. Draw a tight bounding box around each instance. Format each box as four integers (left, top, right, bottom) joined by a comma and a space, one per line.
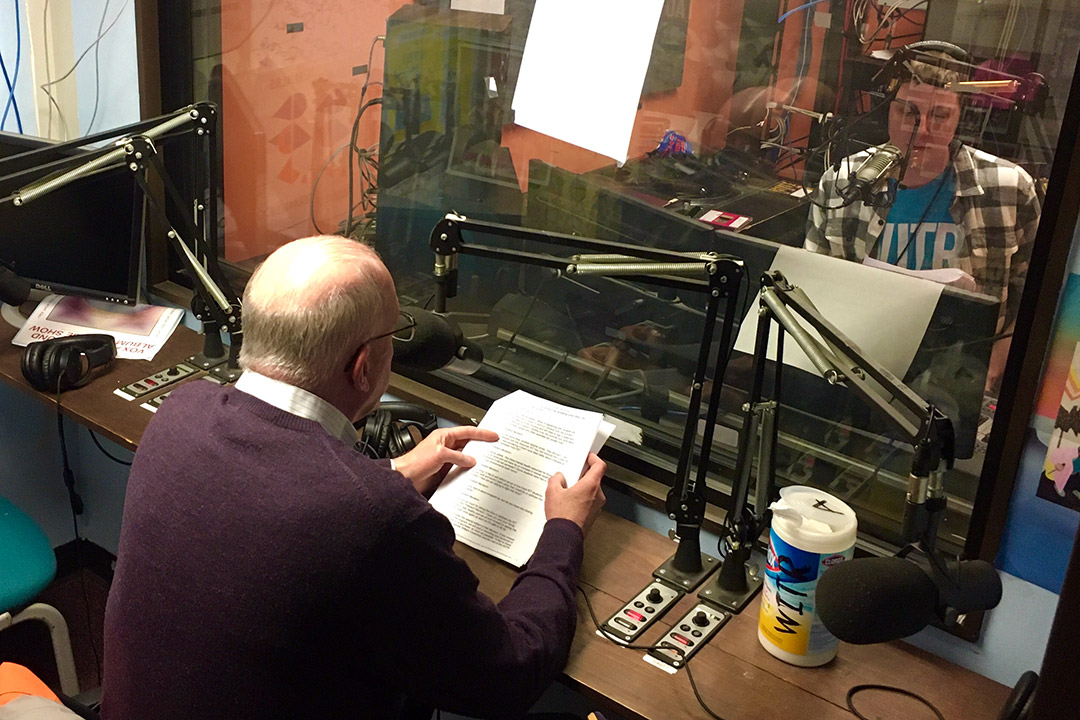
187, 0, 1076, 553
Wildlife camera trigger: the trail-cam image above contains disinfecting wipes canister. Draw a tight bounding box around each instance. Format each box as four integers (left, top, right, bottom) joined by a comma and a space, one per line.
758, 486, 857, 667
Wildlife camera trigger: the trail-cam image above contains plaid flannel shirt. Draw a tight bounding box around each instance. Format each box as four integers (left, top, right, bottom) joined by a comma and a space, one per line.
804, 144, 1041, 330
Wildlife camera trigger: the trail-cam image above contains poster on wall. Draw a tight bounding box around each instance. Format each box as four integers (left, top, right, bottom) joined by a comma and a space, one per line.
1041, 341, 1080, 511
1000, 246, 1080, 593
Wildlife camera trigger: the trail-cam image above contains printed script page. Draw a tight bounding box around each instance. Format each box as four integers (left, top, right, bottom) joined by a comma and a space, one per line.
430, 390, 607, 567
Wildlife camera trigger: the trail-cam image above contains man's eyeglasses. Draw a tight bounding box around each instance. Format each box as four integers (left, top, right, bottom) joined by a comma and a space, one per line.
344, 311, 417, 371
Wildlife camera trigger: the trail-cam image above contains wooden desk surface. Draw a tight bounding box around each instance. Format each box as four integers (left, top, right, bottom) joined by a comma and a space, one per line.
0, 317, 1010, 719
0, 317, 205, 451
459, 514, 1010, 720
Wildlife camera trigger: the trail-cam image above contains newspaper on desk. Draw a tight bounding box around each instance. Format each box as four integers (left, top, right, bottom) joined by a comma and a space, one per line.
12, 294, 184, 361
430, 390, 614, 567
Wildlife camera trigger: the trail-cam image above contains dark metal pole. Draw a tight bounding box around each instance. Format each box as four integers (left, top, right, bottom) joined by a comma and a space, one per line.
1028, 523, 1080, 719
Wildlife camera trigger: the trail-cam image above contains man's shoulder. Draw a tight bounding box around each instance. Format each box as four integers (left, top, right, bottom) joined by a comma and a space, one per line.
139, 380, 226, 437
154, 377, 224, 411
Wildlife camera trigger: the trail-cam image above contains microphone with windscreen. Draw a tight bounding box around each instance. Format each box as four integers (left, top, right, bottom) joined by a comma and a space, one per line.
0, 266, 31, 306
817, 554, 1002, 644
392, 306, 482, 375
838, 143, 904, 206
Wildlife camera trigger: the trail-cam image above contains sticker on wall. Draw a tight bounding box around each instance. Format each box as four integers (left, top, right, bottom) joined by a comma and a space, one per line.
1040, 340, 1080, 512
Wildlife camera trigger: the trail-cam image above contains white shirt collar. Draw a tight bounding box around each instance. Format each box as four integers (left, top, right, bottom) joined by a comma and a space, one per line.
234, 370, 358, 446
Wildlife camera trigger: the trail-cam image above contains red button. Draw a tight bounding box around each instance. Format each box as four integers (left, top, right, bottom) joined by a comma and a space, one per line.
671, 633, 691, 645
624, 609, 645, 622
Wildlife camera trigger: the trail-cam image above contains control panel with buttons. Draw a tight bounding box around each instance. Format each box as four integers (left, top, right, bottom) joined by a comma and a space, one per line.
114, 362, 200, 401
600, 581, 684, 644
646, 603, 729, 669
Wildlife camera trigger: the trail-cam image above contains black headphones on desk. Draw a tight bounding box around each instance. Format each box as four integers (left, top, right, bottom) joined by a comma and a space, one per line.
357, 401, 439, 459
21, 334, 117, 392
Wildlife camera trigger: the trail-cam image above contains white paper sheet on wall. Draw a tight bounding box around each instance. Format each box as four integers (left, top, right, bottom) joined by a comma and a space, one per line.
450, 0, 506, 13
733, 247, 944, 380
510, 0, 665, 164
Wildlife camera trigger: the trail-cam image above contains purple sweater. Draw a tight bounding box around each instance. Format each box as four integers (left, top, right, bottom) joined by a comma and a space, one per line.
102, 382, 584, 720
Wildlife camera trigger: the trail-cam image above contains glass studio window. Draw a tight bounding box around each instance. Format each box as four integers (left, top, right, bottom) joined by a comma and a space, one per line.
163, 0, 1080, 556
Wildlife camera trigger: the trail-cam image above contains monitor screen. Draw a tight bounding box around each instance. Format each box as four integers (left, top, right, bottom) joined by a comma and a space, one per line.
0, 131, 143, 305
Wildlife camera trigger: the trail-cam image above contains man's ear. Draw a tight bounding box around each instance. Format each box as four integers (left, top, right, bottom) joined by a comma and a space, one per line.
348, 344, 372, 392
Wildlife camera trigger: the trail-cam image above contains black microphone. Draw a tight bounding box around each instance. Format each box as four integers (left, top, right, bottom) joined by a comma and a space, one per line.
0, 265, 31, 306
839, 143, 903, 205
392, 306, 482, 375
817, 555, 1002, 644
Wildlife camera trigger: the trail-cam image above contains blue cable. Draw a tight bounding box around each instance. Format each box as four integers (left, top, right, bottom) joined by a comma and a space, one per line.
0, 50, 13, 131
777, 0, 829, 24
1, 0, 23, 132
12, 0, 23, 131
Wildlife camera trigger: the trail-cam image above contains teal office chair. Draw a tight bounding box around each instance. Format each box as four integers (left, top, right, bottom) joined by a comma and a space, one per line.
0, 496, 80, 696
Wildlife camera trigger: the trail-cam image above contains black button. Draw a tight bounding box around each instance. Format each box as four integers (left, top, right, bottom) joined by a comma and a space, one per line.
693, 611, 710, 627
644, 606, 654, 613
647, 588, 663, 604
680, 624, 691, 631
612, 617, 636, 631
691, 630, 702, 638
634, 601, 644, 608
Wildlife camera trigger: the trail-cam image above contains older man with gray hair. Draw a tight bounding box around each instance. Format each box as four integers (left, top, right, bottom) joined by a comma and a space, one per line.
102, 235, 606, 720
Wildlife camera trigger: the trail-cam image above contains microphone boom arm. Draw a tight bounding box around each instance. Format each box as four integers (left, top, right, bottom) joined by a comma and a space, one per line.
430, 212, 745, 590
753, 270, 953, 549
700, 269, 955, 612
8, 103, 243, 380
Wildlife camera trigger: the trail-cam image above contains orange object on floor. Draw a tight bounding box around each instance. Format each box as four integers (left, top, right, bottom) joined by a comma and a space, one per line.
0, 662, 60, 707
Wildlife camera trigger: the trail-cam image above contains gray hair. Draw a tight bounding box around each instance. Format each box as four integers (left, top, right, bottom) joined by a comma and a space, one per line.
238, 236, 391, 389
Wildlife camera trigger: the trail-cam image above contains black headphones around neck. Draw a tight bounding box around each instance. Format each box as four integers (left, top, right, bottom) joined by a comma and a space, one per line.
20, 334, 117, 393
358, 401, 439, 459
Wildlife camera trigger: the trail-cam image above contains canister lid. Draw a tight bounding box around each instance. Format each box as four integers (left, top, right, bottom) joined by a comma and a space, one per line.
769, 486, 858, 554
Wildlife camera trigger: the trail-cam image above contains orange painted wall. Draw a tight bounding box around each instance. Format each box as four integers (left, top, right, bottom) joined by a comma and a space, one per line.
216, 0, 865, 262
218, 1, 403, 263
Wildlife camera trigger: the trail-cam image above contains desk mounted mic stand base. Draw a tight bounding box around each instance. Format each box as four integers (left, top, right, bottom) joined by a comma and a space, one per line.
186, 299, 242, 383
698, 546, 763, 613
207, 360, 242, 384
654, 554, 720, 591
186, 310, 227, 371
201, 339, 242, 384
186, 351, 226, 371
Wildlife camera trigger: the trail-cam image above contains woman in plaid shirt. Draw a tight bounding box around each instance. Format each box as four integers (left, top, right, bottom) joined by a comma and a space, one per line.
804, 44, 1041, 391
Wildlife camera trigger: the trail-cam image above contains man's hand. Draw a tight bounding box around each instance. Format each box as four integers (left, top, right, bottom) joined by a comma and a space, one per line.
394, 426, 499, 497
545, 453, 606, 535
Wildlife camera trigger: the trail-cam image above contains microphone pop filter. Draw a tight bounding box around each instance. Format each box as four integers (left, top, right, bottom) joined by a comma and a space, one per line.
817, 556, 937, 645
392, 306, 459, 372
937, 559, 1002, 614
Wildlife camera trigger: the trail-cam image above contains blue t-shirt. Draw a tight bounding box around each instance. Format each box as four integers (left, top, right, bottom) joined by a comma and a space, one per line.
878, 170, 960, 270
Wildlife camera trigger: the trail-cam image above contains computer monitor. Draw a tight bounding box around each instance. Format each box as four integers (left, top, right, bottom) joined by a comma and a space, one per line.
0, 131, 143, 305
